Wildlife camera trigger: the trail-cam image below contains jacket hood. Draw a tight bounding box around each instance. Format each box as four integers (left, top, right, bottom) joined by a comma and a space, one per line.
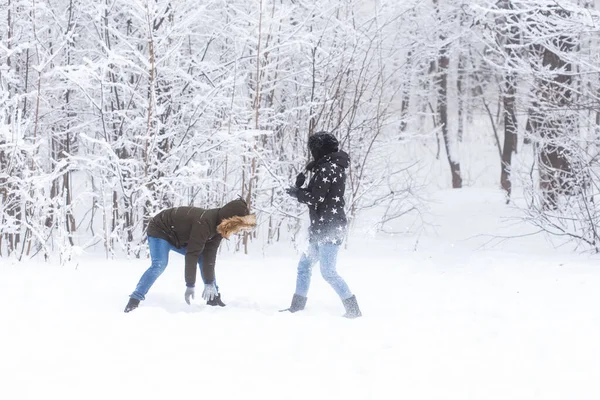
308, 132, 339, 161
217, 199, 250, 222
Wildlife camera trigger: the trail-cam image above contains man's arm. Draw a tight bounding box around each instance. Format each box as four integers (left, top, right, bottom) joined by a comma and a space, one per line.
184, 220, 211, 287
200, 235, 222, 284
297, 166, 333, 206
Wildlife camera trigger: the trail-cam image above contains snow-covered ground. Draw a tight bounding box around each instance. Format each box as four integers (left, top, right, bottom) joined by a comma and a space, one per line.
2, 188, 600, 399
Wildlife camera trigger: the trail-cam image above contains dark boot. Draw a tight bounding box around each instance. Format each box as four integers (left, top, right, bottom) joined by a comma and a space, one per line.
124, 297, 140, 313
279, 294, 307, 313
206, 293, 226, 307
342, 295, 362, 318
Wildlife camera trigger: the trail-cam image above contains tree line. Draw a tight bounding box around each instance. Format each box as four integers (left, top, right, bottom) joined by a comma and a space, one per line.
1, 0, 599, 261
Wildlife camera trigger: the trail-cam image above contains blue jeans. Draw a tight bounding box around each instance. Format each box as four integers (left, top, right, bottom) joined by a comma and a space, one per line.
295, 242, 353, 300
130, 236, 210, 301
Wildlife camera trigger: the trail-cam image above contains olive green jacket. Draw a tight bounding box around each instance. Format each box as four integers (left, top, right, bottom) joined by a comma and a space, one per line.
146, 200, 248, 287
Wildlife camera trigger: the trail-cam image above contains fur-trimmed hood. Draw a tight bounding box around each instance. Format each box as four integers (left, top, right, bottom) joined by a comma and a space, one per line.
216, 198, 256, 238
217, 214, 257, 239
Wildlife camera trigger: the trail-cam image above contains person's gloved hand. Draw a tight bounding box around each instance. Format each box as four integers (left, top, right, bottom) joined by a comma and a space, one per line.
285, 186, 299, 198
295, 172, 306, 188
202, 282, 219, 301
185, 287, 195, 305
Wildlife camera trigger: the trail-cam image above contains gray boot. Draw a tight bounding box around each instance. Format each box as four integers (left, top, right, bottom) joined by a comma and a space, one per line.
279, 294, 307, 313
342, 295, 362, 318
124, 297, 140, 313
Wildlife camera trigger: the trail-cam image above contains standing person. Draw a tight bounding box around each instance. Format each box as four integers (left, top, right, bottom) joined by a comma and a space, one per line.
124, 199, 256, 313
282, 132, 362, 318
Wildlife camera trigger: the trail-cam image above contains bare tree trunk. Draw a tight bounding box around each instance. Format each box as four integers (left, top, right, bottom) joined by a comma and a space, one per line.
501, 72, 518, 201
457, 52, 465, 142
434, 0, 462, 188
498, 0, 519, 202
399, 50, 412, 135
243, 0, 264, 255
438, 52, 462, 188
0, 144, 6, 256
3, 1, 15, 255
532, 8, 576, 209
63, 0, 76, 245
144, 4, 156, 179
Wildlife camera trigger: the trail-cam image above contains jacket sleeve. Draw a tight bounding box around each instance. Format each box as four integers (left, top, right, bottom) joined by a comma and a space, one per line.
297, 165, 333, 205
184, 220, 210, 287
200, 235, 222, 284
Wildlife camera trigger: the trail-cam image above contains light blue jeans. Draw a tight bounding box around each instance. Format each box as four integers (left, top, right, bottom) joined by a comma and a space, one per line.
295, 242, 353, 300
130, 236, 211, 301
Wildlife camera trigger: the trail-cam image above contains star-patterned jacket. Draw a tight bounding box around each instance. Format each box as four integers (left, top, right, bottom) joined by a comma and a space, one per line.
297, 151, 349, 245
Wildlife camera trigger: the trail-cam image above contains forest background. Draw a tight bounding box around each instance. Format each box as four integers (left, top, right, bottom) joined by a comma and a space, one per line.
1, 0, 600, 262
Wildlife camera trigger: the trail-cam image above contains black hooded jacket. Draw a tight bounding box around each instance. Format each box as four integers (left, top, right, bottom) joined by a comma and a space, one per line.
297, 151, 349, 244
146, 199, 249, 287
